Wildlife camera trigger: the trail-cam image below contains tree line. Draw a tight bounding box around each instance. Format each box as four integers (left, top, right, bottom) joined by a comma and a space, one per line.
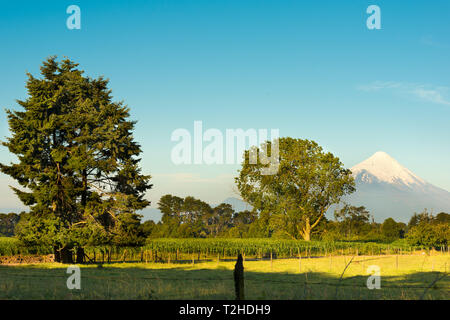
142, 200, 450, 247
3, 206, 449, 248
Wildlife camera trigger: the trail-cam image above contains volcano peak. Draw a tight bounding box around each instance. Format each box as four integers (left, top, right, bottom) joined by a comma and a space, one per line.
351, 151, 426, 186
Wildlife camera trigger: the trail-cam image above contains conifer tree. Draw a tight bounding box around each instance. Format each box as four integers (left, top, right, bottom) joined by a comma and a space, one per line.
0, 57, 152, 262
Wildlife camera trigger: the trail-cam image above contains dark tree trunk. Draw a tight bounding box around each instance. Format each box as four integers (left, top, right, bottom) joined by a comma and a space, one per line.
54, 246, 61, 263
76, 247, 85, 263
60, 247, 74, 264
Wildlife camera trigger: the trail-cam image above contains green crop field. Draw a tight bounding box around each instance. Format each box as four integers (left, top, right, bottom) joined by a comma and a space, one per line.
0, 237, 52, 257
0, 254, 448, 300
2, 237, 431, 262
56, 238, 437, 263
141, 238, 425, 259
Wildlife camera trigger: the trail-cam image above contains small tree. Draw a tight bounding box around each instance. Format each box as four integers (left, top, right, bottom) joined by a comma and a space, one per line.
228, 210, 258, 238
207, 203, 234, 237
381, 218, 404, 241
157, 194, 212, 237
407, 223, 449, 248
0, 213, 20, 237
236, 138, 355, 241
434, 212, 450, 225
334, 204, 371, 238
408, 209, 434, 229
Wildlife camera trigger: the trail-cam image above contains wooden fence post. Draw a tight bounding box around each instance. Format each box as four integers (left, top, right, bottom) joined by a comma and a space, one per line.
330, 254, 332, 271
298, 252, 302, 273
234, 254, 245, 300
270, 251, 273, 271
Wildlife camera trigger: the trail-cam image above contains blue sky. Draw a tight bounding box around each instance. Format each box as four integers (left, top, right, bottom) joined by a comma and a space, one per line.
0, 0, 449, 218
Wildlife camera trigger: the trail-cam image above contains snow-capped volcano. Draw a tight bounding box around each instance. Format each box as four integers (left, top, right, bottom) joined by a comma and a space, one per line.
342, 151, 450, 222
351, 151, 426, 187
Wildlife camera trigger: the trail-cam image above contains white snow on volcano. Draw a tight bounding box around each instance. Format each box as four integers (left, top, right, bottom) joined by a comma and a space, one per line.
343, 151, 450, 222
351, 151, 426, 187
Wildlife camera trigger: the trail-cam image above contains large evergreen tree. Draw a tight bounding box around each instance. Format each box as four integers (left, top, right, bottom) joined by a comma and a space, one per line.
0, 57, 152, 262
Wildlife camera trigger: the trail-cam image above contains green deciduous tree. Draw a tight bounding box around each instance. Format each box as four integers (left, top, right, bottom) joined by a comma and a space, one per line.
406, 210, 449, 248
334, 204, 371, 238
227, 210, 258, 238
435, 212, 450, 225
0, 213, 21, 237
407, 223, 449, 248
0, 57, 152, 262
157, 194, 213, 237
206, 203, 234, 237
408, 209, 434, 229
381, 218, 405, 241
235, 138, 355, 241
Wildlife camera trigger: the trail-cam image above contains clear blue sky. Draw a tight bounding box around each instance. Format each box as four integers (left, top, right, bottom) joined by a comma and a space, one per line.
0, 0, 449, 215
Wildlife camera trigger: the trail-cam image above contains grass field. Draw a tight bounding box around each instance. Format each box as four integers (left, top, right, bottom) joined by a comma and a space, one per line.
0, 254, 448, 300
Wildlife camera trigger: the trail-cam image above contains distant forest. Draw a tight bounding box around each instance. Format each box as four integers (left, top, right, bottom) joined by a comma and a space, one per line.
2, 198, 449, 248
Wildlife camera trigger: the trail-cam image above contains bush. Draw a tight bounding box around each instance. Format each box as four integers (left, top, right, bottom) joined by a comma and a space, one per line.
406, 223, 449, 248
381, 218, 405, 241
